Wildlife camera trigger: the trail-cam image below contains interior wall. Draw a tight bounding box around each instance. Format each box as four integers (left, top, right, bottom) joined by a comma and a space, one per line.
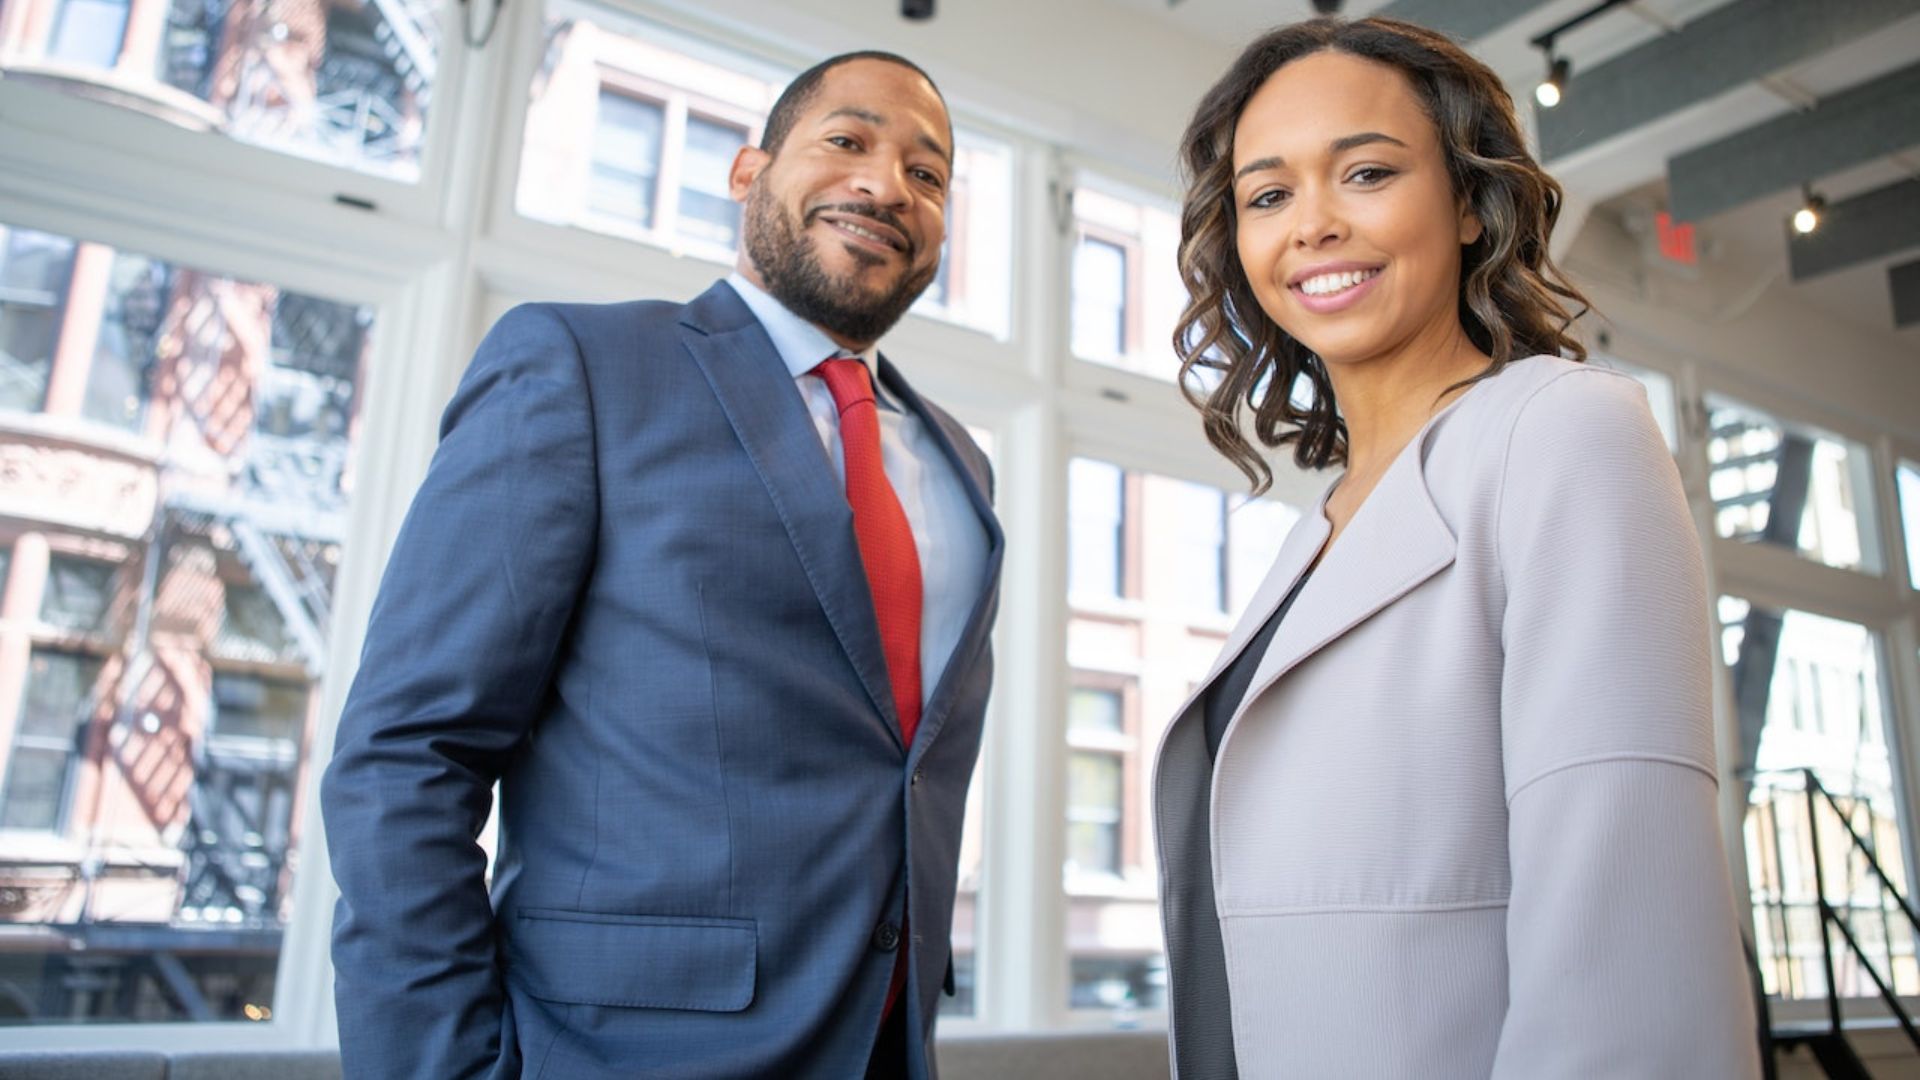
1563, 208, 1920, 441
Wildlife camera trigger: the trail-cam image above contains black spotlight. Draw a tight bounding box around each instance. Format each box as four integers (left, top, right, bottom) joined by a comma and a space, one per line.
1311, 0, 1343, 12
903, 0, 935, 19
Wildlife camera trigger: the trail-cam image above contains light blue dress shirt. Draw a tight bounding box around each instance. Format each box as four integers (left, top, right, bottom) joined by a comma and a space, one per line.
727, 272, 990, 706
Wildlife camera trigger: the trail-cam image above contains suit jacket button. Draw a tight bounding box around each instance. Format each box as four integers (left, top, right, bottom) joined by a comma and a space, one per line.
873, 921, 902, 952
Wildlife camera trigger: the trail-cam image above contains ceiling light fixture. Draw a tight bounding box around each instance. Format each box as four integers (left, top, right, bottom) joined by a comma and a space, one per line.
1792, 186, 1826, 235
1535, 53, 1571, 108
1527, 0, 1635, 110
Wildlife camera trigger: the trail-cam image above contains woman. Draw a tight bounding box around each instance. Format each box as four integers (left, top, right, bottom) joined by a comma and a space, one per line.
1152, 17, 1759, 1079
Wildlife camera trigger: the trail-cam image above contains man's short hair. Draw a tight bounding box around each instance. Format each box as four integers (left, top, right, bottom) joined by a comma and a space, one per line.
759, 51, 951, 160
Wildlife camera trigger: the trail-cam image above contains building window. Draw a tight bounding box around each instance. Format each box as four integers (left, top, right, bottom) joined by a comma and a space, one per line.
0, 227, 78, 415
0, 218, 372, 1024
1706, 395, 1883, 575
678, 115, 747, 249
45, 0, 128, 69
1165, 481, 1227, 615
587, 90, 666, 229
1070, 235, 1127, 362
1068, 458, 1126, 603
7, 0, 438, 178
0, 650, 103, 831
38, 556, 116, 636
1065, 749, 1124, 876
1069, 183, 1184, 381
1725, 598, 1914, 1002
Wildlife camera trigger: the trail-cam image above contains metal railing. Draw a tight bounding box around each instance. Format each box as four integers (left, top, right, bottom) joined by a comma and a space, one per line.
1754, 768, 1920, 1056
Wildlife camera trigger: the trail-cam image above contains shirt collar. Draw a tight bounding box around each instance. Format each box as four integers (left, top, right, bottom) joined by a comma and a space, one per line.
727, 272, 883, 381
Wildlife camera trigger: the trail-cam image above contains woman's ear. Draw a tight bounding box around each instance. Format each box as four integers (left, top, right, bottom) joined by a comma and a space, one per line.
1451, 195, 1482, 244
1458, 197, 1485, 245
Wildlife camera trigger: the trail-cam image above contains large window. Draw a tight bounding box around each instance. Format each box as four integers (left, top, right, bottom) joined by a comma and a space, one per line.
1706, 395, 1883, 575
1069, 184, 1184, 381
0, 219, 372, 1025
1063, 457, 1299, 1016
0, 0, 440, 178
1726, 598, 1914, 1002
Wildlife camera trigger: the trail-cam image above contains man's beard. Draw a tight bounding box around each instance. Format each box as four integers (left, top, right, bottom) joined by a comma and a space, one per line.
742, 183, 939, 346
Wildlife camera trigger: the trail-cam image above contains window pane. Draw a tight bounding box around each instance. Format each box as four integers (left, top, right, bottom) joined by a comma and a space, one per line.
1162, 480, 1226, 615
677, 116, 745, 249
1726, 599, 1913, 1001
0, 219, 372, 1023
81, 252, 168, 433
0, 226, 77, 415
46, 0, 126, 68
209, 674, 308, 745
1068, 458, 1124, 602
1070, 687, 1123, 734
587, 91, 665, 228
909, 135, 1013, 339
1064, 457, 1302, 1014
1071, 184, 1184, 381
1706, 395, 1882, 574
1227, 496, 1297, 616
1070, 236, 1126, 361
1899, 461, 1920, 591
4, 0, 439, 179
38, 556, 115, 635
1, 651, 104, 830
1066, 752, 1122, 876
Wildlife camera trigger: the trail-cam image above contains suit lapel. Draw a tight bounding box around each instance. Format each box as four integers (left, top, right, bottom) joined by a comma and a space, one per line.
878, 356, 1004, 760
1166, 399, 1468, 746
1235, 440, 1456, 713
678, 283, 903, 750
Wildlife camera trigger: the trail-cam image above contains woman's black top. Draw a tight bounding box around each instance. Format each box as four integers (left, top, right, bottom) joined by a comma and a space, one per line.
1203, 571, 1311, 760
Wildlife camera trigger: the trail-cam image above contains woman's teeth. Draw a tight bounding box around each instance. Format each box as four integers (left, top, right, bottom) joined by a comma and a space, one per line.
1297, 268, 1380, 296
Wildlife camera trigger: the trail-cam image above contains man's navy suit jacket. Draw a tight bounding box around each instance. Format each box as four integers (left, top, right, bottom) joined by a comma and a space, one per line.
321, 281, 1004, 1079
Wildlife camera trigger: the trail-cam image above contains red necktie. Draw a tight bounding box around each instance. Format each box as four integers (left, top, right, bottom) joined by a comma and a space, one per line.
812, 357, 924, 747
812, 356, 923, 1025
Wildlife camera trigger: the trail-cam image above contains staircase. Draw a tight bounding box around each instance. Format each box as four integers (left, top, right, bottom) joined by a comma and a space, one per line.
1750, 770, 1920, 1077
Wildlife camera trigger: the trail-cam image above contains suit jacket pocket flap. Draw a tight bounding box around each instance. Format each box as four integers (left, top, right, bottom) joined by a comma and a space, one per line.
510, 908, 756, 1011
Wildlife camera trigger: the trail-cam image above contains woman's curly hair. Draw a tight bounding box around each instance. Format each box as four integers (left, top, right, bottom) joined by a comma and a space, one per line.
1175, 16, 1592, 492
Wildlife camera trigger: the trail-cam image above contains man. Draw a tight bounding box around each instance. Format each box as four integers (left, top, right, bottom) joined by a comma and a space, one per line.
321, 51, 1001, 1080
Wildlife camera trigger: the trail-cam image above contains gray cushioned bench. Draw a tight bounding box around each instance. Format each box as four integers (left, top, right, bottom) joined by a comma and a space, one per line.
0, 1030, 1171, 1079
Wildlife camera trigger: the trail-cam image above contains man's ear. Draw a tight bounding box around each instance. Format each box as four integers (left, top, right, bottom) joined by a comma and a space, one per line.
730, 145, 771, 202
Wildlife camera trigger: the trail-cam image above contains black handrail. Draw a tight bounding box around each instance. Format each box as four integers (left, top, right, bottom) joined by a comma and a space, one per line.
1794, 767, 1920, 1052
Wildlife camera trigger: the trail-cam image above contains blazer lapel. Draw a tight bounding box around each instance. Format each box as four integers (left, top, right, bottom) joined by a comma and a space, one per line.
678, 283, 902, 749
877, 356, 1005, 760
1232, 421, 1459, 724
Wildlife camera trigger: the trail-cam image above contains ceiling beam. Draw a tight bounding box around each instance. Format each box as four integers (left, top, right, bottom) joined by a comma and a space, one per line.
1667, 62, 1920, 221
1371, 0, 1553, 42
1535, 0, 1920, 164
1787, 178, 1920, 280
1892, 258, 1920, 329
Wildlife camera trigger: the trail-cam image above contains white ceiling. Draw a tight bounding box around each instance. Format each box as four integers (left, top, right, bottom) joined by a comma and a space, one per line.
1089, 0, 1920, 347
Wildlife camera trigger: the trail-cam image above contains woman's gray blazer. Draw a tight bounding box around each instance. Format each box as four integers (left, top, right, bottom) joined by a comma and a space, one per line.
1153, 356, 1760, 1078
